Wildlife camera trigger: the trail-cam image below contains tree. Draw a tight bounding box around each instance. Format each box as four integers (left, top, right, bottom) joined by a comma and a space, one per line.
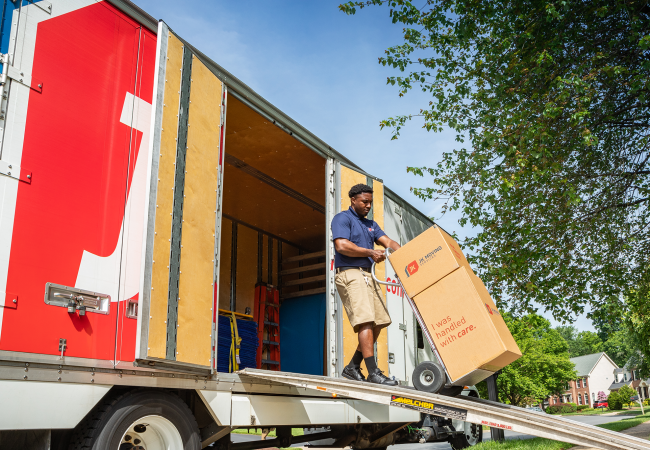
600, 329, 636, 368
617, 385, 637, 409
476, 314, 577, 406
596, 391, 608, 410
608, 391, 624, 410
338, 1, 650, 325
555, 326, 604, 357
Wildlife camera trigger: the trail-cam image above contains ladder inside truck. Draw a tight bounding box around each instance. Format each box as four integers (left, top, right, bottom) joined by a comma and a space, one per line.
239, 369, 650, 450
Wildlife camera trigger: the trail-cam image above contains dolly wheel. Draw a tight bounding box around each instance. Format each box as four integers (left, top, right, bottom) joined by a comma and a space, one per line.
412, 361, 446, 393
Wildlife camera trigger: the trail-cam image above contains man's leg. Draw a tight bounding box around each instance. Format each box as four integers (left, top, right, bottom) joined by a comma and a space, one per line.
351, 325, 381, 360
347, 323, 374, 372
354, 323, 384, 374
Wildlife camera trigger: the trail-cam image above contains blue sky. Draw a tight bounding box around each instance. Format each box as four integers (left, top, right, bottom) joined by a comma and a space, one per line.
133, 0, 595, 332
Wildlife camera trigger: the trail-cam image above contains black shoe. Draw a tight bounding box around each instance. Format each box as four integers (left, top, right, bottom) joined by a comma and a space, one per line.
367, 368, 398, 386
342, 365, 366, 382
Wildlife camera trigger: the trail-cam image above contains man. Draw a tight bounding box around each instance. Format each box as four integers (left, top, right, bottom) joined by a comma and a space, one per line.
331, 183, 400, 385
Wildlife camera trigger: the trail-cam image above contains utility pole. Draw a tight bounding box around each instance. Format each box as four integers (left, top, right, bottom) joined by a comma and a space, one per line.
486, 371, 505, 442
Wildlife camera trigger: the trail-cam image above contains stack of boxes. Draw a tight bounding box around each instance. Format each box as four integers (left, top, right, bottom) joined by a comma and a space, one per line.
389, 225, 521, 386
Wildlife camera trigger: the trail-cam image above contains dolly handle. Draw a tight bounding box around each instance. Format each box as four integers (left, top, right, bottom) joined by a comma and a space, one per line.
371, 248, 400, 287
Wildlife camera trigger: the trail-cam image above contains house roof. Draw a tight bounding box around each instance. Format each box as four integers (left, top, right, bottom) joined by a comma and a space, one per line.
608, 381, 629, 391
570, 352, 617, 376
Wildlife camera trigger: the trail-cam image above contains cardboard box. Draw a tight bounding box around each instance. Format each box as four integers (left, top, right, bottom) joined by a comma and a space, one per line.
390, 225, 472, 298
412, 267, 521, 384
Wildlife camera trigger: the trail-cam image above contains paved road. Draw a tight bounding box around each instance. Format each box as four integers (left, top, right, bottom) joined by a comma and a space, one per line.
228, 413, 632, 449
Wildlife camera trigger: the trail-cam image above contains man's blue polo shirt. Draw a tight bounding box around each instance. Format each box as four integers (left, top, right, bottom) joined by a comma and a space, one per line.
331, 206, 386, 268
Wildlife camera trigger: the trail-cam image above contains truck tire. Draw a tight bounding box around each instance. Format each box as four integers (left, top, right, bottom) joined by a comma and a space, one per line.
448, 391, 482, 449
68, 389, 200, 450
412, 361, 446, 393
448, 422, 482, 449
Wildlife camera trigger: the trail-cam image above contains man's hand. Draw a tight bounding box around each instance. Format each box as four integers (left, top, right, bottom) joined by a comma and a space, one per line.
369, 249, 386, 263
335, 238, 385, 262
377, 235, 401, 251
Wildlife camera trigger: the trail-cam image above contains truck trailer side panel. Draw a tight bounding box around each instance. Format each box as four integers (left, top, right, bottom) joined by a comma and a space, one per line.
0, 0, 156, 363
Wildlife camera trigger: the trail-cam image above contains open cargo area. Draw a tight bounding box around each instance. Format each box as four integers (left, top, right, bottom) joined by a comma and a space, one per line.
217, 96, 328, 375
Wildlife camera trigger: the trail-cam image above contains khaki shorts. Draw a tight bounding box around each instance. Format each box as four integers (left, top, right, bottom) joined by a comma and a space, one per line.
335, 268, 391, 332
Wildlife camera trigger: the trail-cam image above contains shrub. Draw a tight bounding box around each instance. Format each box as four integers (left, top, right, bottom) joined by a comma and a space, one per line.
577, 405, 589, 411
608, 392, 623, 410
644, 399, 650, 406
547, 402, 578, 414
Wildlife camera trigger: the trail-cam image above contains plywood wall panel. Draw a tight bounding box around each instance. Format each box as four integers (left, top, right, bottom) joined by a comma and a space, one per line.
222, 163, 324, 251
176, 56, 223, 366
236, 225, 258, 314
148, 33, 184, 359
226, 96, 325, 206
279, 243, 300, 296
339, 167, 367, 369
372, 181, 388, 374
262, 234, 269, 284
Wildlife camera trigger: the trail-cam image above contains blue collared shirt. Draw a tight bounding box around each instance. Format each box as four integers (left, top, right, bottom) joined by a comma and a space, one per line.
331, 207, 386, 268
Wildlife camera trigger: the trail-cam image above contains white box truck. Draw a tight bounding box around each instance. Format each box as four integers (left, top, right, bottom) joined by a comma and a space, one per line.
0, 2, 645, 450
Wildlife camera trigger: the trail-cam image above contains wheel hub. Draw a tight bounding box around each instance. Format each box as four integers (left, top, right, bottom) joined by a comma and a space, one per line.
119, 415, 183, 450
420, 369, 435, 386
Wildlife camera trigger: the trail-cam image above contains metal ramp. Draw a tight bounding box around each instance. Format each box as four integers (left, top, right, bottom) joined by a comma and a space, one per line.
239, 369, 650, 450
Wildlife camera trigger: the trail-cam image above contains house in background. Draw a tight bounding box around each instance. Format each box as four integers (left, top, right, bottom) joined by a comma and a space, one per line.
610, 361, 649, 401
548, 352, 618, 406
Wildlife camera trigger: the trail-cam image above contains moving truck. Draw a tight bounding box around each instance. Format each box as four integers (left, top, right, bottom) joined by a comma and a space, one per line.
1, 4, 647, 450
0, 1, 483, 449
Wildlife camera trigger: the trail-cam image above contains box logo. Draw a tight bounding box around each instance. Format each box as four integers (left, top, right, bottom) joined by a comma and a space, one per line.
405, 261, 419, 277
485, 303, 493, 315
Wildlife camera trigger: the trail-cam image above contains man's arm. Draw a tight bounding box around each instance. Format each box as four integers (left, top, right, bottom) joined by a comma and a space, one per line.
376, 235, 401, 252
334, 238, 386, 263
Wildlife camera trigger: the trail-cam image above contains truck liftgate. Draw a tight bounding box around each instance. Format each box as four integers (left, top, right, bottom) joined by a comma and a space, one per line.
240, 369, 650, 450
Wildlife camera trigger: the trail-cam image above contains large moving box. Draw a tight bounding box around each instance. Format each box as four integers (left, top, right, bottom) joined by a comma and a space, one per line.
389, 226, 521, 385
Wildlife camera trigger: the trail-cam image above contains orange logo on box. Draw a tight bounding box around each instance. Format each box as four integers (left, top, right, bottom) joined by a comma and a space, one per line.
405, 261, 419, 278
485, 303, 493, 315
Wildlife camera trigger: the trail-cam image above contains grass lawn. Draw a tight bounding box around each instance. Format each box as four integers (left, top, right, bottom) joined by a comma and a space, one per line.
474, 412, 650, 450
557, 407, 645, 416
598, 414, 650, 432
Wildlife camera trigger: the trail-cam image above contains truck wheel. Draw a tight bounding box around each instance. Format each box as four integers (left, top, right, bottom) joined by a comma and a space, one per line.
69, 389, 200, 450
412, 361, 446, 393
448, 422, 482, 449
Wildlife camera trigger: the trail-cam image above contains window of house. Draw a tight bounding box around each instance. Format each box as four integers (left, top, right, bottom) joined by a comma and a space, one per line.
625, 373, 628, 382
592, 392, 596, 402
577, 379, 581, 388
583, 377, 588, 387
584, 393, 589, 405
634, 370, 639, 380
578, 395, 582, 405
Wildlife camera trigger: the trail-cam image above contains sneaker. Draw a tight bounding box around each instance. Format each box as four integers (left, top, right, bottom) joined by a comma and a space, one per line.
342, 365, 366, 382
367, 368, 398, 386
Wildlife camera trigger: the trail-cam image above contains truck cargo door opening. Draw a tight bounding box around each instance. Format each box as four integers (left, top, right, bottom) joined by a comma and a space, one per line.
218, 94, 327, 376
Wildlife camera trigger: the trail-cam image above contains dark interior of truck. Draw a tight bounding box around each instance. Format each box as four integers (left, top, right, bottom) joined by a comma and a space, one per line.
216, 95, 328, 375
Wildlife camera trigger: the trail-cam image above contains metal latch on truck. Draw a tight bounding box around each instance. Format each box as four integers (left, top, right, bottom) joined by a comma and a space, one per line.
44, 283, 110, 316
0, 53, 42, 92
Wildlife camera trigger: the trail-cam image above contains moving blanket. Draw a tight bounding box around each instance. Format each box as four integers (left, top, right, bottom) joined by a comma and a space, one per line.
217, 315, 259, 373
